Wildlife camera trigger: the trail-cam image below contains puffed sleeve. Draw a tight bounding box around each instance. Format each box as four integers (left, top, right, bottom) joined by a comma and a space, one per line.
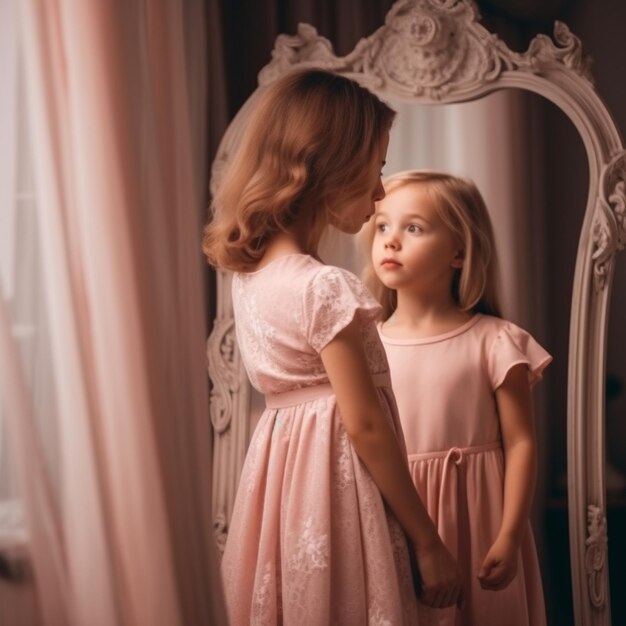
487, 321, 553, 389
303, 266, 382, 353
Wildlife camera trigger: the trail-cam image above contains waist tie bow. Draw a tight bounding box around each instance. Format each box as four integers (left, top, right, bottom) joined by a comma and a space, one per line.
439, 447, 465, 557
409, 441, 501, 558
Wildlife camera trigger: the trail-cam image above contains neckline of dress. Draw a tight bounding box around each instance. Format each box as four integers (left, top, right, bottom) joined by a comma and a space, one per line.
243, 253, 316, 275
378, 313, 482, 346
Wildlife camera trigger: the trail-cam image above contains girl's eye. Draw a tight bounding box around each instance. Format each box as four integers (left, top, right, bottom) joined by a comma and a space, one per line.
407, 224, 422, 234
376, 223, 387, 233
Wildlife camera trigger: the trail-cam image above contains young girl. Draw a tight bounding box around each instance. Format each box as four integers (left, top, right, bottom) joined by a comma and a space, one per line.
363, 170, 551, 626
203, 71, 463, 624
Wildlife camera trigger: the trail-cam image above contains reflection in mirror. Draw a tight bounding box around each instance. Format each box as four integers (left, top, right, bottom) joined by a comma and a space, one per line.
316, 90, 588, 626
324, 90, 547, 327
318, 89, 588, 626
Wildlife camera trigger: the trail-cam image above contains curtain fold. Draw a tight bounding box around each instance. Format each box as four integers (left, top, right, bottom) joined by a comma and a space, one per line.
0, 0, 227, 624
0, 273, 68, 626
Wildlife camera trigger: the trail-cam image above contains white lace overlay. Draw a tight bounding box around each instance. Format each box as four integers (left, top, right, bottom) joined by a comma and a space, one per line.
251, 561, 276, 626
368, 603, 394, 626
233, 276, 278, 390
332, 428, 354, 493
287, 517, 329, 576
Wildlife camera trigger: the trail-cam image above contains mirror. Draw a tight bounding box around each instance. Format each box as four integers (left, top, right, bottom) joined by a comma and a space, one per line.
207, 2, 626, 625
316, 90, 586, 625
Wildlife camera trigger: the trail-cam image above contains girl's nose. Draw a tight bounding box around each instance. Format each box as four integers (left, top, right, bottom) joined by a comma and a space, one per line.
384, 235, 399, 250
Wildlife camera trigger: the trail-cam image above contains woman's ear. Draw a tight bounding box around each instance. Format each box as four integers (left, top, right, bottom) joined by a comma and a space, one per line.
451, 248, 464, 268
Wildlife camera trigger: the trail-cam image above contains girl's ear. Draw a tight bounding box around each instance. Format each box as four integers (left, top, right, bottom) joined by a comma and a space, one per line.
451, 248, 464, 268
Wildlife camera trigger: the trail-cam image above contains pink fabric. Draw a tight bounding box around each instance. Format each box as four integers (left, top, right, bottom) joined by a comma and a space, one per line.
224, 254, 418, 625
379, 313, 551, 626
16, 0, 226, 624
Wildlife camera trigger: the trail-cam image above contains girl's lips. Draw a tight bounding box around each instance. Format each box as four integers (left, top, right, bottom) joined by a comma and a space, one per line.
381, 258, 402, 268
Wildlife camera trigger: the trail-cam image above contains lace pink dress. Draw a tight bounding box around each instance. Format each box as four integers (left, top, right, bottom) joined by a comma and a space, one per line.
379, 314, 551, 626
222, 254, 418, 625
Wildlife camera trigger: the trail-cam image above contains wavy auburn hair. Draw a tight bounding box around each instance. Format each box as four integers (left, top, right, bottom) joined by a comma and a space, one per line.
362, 170, 502, 320
203, 69, 396, 271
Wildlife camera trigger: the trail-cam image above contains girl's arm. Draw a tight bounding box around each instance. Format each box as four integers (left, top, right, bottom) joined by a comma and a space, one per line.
321, 318, 463, 609
478, 362, 537, 590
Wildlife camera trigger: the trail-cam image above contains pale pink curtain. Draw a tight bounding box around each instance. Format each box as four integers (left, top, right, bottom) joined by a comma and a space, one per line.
0, 0, 226, 624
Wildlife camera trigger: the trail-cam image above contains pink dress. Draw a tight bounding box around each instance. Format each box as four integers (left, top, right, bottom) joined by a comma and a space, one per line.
222, 254, 418, 625
379, 313, 551, 626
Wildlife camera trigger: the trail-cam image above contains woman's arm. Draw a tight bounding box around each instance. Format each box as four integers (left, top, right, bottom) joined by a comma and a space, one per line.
321, 318, 463, 609
478, 362, 537, 590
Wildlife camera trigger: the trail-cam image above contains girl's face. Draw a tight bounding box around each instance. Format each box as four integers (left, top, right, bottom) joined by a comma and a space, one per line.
371, 183, 463, 295
332, 130, 390, 234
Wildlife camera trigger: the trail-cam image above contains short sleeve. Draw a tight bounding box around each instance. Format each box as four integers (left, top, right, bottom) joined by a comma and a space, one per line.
303, 267, 382, 353
487, 322, 553, 389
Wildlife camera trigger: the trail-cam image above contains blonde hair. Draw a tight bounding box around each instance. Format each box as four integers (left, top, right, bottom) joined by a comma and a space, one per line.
362, 170, 502, 320
203, 69, 396, 271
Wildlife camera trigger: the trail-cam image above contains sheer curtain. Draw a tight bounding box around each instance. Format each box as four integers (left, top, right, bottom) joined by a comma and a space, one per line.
0, 1, 226, 625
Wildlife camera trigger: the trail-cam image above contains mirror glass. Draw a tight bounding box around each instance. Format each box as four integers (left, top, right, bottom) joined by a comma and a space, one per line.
312, 88, 587, 626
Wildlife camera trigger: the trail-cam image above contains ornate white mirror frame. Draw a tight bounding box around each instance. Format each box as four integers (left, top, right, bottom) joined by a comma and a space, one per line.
207, 1, 626, 624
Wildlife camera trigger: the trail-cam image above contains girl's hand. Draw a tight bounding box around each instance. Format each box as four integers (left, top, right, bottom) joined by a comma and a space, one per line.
414, 539, 464, 609
477, 535, 518, 590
